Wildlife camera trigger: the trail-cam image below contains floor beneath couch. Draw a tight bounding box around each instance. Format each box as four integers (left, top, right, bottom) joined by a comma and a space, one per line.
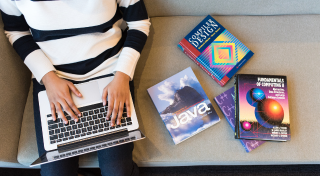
1, 165, 320, 176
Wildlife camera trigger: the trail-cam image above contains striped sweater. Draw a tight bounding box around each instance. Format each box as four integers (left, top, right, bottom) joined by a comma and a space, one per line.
0, 0, 151, 83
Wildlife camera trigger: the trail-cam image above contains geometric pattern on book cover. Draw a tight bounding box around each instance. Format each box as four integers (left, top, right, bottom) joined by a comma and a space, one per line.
197, 30, 251, 81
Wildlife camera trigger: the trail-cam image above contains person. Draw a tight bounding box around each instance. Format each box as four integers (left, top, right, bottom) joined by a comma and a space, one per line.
0, 0, 150, 175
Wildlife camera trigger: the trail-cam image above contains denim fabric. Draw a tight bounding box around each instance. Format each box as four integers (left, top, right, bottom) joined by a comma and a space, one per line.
32, 77, 138, 176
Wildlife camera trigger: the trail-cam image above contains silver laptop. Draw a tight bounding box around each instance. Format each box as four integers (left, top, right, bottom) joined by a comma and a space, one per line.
31, 76, 145, 167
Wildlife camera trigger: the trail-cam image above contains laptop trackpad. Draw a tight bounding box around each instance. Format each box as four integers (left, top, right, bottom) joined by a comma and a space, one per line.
72, 81, 101, 107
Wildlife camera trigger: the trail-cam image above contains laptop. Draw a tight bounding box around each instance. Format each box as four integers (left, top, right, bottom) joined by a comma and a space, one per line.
30, 75, 145, 167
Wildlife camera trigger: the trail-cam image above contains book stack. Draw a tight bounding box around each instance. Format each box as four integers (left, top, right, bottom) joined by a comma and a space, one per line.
147, 15, 291, 152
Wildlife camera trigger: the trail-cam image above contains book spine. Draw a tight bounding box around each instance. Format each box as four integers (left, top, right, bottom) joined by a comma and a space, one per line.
178, 39, 225, 87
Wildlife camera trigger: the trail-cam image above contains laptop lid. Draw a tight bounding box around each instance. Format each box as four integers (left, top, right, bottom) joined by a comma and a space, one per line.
30, 129, 145, 167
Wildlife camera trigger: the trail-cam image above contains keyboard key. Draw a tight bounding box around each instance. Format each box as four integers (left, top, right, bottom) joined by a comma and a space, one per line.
84, 122, 89, 127
76, 119, 81, 123
78, 124, 83, 128
93, 130, 98, 134
116, 125, 121, 128
103, 113, 107, 117
81, 133, 86, 137
100, 108, 105, 112
70, 120, 75, 125
98, 129, 103, 132
72, 125, 77, 130
67, 126, 72, 131
57, 139, 62, 142
76, 129, 81, 134
59, 123, 64, 128
99, 124, 104, 129
75, 135, 80, 138
123, 113, 127, 117
104, 123, 109, 127
83, 112, 88, 116
98, 114, 103, 118
113, 141, 119, 144
94, 109, 99, 114
93, 125, 98, 130
72, 151, 77, 155
49, 124, 58, 130
100, 118, 106, 123
69, 136, 74, 140
48, 120, 54, 125
107, 142, 113, 146
96, 145, 101, 149
95, 120, 100, 124
66, 116, 71, 120
47, 114, 52, 118
70, 131, 75, 135
82, 128, 87, 133
93, 115, 98, 119
78, 149, 83, 153
87, 132, 92, 135
121, 123, 126, 127
89, 111, 93, 115
49, 130, 54, 135
102, 144, 107, 147
59, 134, 64, 138
54, 155, 59, 159
90, 147, 96, 150
84, 148, 90, 152
121, 119, 125, 123
50, 140, 56, 144
126, 117, 132, 122
87, 116, 92, 121
104, 128, 109, 131
60, 154, 65, 157
89, 121, 94, 126
55, 129, 60, 134
110, 126, 115, 129
130, 137, 136, 140
64, 132, 70, 137
81, 118, 86, 122
127, 122, 132, 126
63, 138, 68, 141
87, 127, 92, 131
66, 153, 71, 156
125, 138, 130, 141
61, 127, 66, 132
119, 139, 124, 143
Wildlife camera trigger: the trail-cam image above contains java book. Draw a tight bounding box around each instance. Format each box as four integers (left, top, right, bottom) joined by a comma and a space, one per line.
235, 74, 291, 141
214, 87, 265, 152
178, 15, 254, 87
147, 67, 220, 144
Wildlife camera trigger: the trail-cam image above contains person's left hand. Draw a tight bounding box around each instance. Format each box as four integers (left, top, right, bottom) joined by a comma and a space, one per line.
102, 71, 131, 127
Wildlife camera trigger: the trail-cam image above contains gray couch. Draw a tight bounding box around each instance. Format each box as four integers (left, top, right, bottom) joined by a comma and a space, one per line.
1, 0, 320, 168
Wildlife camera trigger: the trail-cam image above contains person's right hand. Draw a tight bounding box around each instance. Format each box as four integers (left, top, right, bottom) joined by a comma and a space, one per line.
42, 71, 82, 124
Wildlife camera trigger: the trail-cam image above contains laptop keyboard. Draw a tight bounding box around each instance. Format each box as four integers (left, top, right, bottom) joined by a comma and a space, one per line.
46, 103, 132, 144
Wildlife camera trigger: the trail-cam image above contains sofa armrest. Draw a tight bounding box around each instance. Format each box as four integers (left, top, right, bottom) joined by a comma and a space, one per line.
0, 14, 31, 164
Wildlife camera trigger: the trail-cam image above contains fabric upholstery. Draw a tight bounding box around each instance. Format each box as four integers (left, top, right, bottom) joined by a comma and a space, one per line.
17, 15, 320, 167
0, 13, 31, 165
144, 0, 320, 17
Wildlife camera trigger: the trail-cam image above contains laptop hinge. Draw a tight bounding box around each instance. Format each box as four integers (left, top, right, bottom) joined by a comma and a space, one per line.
57, 128, 128, 148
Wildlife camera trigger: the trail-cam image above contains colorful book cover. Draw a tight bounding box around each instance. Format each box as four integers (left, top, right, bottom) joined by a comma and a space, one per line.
235, 74, 291, 141
178, 15, 254, 87
147, 67, 220, 144
214, 87, 265, 152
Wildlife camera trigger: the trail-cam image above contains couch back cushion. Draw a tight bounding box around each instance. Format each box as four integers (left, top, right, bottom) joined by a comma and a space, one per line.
145, 0, 320, 17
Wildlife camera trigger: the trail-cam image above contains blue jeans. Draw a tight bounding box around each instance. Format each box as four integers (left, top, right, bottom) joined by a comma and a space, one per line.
32, 77, 139, 176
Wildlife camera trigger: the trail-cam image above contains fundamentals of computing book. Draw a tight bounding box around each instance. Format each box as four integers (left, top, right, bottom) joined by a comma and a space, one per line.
147, 67, 220, 144
234, 74, 291, 141
178, 15, 254, 87
214, 87, 265, 152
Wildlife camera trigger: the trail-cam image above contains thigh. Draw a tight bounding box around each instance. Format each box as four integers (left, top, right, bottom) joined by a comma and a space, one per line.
33, 79, 79, 176
98, 142, 139, 176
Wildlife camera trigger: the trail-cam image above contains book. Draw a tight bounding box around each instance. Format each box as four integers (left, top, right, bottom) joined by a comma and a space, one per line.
178, 15, 254, 87
147, 67, 220, 144
214, 87, 265, 152
234, 74, 291, 141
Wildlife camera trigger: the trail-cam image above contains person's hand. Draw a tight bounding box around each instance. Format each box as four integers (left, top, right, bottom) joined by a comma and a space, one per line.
42, 71, 82, 124
102, 71, 131, 127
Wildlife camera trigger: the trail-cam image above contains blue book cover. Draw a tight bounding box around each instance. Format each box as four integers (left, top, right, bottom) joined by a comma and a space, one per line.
147, 67, 220, 144
214, 87, 265, 152
178, 15, 254, 87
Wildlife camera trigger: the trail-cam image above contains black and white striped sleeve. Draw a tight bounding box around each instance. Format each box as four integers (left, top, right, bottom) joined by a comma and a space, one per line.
0, 0, 55, 83
114, 0, 151, 79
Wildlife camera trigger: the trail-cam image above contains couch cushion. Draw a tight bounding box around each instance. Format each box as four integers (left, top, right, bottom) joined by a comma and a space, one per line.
0, 13, 31, 165
18, 15, 320, 167
144, 0, 320, 17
